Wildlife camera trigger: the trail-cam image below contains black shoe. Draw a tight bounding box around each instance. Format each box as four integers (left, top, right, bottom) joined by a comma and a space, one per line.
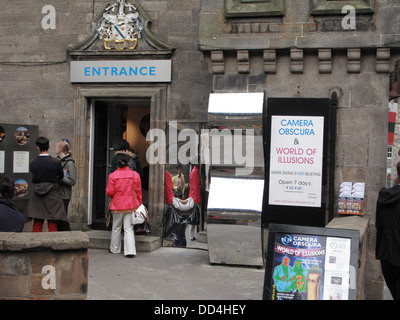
125, 254, 135, 258
191, 237, 196, 241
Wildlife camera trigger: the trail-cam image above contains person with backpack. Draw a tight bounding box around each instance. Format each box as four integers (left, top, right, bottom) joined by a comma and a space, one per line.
55, 140, 76, 230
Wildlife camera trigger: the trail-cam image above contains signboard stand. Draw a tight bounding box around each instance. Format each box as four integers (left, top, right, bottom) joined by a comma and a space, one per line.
262, 97, 334, 227
263, 223, 359, 300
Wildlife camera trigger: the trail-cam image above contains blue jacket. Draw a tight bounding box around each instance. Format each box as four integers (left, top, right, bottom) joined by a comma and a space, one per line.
0, 198, 25, 232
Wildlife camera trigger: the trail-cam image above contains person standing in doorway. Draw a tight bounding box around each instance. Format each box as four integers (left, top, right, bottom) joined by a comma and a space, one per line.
27, 137, 68, 232
376, 160, 400, 300
55, 140, 76, 231
106, 153, 142, 258
110, 140, 143, 180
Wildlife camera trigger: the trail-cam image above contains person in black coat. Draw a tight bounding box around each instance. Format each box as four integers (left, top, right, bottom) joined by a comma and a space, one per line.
376, 160, 400, 300
0, 174, 25, 232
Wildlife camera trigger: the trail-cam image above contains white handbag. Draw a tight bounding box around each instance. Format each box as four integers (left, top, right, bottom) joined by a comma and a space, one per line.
132, 210, 145, 225
130, 172, 147, 225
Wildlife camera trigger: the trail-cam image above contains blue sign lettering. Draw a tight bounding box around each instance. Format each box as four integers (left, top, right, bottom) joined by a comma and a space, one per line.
70, 60, 171, 83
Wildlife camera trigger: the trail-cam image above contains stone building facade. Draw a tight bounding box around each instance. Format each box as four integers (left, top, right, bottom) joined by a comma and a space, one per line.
1, 0, 400, 299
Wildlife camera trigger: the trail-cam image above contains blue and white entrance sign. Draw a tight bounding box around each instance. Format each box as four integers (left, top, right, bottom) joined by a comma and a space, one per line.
269, 116, 324, 208
70, 60, 172, 83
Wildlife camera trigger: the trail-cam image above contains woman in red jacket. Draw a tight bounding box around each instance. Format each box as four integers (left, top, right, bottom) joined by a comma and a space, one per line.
106, 154, 142, 258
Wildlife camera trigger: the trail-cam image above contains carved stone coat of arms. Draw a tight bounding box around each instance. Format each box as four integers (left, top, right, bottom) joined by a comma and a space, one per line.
96, 0, 143, 50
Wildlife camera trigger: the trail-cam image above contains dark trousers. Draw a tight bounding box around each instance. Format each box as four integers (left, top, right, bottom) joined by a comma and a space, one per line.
381, 260, 400, 300
57, 199, 71, 231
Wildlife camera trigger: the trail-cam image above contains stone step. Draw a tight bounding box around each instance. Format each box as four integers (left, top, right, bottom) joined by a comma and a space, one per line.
197, 230, 207, 243
85, 230, 161, 252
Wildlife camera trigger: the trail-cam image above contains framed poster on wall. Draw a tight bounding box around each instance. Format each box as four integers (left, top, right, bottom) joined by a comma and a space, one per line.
263, 223, 359, 300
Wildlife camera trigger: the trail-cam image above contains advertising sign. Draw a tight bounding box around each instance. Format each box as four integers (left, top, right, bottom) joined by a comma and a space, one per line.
262, 98, 331, 227
0, 123, 39, 200
269, 116, 324, 207
263, 224, 359, 300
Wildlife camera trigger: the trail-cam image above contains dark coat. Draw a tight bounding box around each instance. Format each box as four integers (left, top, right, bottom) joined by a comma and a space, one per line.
375, 185, 400, 267
0, 198, 26, 232
27, 182, 68, 222
27, 155, 67, 222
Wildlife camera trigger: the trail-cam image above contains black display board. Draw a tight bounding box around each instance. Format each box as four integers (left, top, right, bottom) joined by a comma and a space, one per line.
262, 98, 332, 227
0, 123, 39, 200
263, 223, 359, 300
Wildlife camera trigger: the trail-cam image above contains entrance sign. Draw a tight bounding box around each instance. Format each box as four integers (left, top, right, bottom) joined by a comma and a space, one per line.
263, 223, 359, 300
262, 98, 331, 227
269, 115, 324, 207
70, 60, 172, 83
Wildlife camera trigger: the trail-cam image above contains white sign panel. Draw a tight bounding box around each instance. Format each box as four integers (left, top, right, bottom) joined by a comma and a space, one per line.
269, 116, 324, 207
70, 60, 172, 83
0, 151, 4, 173
323, 237, 352, 300
13, 151, 30, 173
208, 92, 264, 114
208, 177, 264, 212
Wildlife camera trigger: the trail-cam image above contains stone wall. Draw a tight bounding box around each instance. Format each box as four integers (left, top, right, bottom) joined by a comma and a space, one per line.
0, 0, 212, 227
0, 231, 89, 300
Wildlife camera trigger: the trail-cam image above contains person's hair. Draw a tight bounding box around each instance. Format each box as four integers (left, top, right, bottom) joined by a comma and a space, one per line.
56, 140, 73, 158
395, 161, 400, 185
36, 136, 49, 152
115, 140, 130, 151
0, 174, 15, 199
115, 153, 129, 168
62, 138, 71, 148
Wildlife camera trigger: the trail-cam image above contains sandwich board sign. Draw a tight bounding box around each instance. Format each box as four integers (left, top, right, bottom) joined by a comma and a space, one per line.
263, 223, 359, 300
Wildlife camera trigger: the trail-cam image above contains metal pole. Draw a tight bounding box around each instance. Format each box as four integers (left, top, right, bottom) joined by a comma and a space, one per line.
329, 91, 338, 222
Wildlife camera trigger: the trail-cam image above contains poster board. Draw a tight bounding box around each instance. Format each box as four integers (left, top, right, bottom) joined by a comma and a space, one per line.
262, 98, 331, 227
263, 223, 359, 300
0, 123, 39, 200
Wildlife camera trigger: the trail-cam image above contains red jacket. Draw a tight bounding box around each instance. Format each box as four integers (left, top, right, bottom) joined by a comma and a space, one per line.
106, 167, 142, 211
189, 166, 201, 204
164, 171, 174, 205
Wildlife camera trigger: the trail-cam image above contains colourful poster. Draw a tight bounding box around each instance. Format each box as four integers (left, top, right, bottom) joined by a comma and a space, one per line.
271, 232, 351, 300
338, 182, 365, 215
